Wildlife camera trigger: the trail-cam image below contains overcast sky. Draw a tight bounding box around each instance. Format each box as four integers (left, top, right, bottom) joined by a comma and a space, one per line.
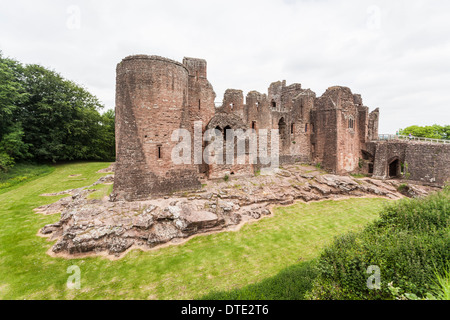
1, 0, 449, 133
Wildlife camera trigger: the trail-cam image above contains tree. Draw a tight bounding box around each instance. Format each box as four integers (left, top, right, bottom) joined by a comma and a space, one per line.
399, 125, 449, 140
19, 64, 111, 162
0, 51, 115, 170
0, 52, 30, 170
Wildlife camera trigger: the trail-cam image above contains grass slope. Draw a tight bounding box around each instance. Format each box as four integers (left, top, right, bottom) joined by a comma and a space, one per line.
0, 162, 389, 300
0, 163, 55, 195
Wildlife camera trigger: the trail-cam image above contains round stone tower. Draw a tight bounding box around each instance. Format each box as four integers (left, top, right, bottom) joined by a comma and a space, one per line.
114, 55, 201, 200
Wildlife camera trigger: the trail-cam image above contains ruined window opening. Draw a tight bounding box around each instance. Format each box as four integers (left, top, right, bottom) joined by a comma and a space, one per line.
278, 118, 287, 141
291, 123, 294, 134
311, 123, 315, 133
271, 100, 276, 110
230, 103, 234, 110
224, 125, 232, 141
199, 99, 201, 110
252, 121, 257, 130
256, 102, 260, 108
305, 123, 308, 133
368, 163, 374, 174
157, 145, 162, 159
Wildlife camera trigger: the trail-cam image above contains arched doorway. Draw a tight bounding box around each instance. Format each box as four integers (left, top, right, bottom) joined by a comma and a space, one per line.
388, 158, 400, 178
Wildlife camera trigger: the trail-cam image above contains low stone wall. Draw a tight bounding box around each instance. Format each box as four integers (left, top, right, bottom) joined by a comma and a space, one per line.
370, 141, 450, 186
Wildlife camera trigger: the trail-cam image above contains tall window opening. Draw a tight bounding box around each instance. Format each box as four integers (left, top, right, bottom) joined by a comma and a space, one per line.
271, 100, 276, 110
278, 118, 287, 141
224, 125, 232, 141
157, 145, 162, 159
349, 118, 355, 129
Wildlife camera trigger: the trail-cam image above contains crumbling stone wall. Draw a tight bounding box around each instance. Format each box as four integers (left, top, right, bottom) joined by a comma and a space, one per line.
114, 54, 381, 200
370, 141, 450, 186
312, 86, 369, 174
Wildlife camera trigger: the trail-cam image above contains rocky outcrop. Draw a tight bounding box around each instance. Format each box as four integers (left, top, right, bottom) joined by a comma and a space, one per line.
36, 164, 439, 259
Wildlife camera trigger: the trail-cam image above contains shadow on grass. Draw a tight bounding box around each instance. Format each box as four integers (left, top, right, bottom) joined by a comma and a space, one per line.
198, 260, 318, 300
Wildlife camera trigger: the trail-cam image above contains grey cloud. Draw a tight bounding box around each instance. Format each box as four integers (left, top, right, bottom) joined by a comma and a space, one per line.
0, 0, 449, 134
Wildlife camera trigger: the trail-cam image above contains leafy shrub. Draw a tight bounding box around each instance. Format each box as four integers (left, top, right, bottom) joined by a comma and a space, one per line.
0, 152, 14, 172
307, 187, 450, 300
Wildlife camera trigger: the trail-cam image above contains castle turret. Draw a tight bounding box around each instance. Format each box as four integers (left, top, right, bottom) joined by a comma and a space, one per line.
114, 55, 201, 200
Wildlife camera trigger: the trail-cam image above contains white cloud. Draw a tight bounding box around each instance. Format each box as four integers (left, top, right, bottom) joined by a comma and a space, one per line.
1, 0, 449, 133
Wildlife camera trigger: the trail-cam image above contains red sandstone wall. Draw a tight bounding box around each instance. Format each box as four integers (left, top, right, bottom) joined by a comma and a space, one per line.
114, 55, 201, 200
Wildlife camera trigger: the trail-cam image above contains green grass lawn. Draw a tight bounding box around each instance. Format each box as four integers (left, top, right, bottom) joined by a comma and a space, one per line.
0, 163, 55, 195
0, 162, 390, 300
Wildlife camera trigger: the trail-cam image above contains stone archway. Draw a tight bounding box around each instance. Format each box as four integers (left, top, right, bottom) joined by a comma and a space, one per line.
388, 157, 400, 178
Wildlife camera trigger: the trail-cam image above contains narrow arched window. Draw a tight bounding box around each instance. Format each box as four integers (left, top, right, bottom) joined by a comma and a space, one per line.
349, 118, 355, 129
157, 145, 162, 159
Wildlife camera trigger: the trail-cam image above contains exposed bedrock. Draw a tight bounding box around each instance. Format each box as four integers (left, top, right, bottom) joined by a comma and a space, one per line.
37, 164, 439, 258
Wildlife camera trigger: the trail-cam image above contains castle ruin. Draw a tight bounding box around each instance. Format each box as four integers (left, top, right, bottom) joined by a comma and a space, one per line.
113, 55, 448, 201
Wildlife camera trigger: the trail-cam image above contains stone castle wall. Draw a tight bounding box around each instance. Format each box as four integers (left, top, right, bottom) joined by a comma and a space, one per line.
114, 54, 383, 200
371, 141, 450, 186
114, 55, 201, 200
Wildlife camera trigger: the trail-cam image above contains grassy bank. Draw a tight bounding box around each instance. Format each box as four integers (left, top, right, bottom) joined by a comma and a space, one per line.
0, 163, 54, 195
0, 162, 388, 299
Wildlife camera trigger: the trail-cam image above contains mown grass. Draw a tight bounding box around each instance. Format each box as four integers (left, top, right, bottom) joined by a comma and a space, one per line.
0, 163, 55, 195
0, 162, 389, 300
200, 260, 319, 300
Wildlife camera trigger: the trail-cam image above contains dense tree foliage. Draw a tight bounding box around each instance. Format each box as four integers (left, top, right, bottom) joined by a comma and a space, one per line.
0, 52, 115, 171
400, 125, 450, 140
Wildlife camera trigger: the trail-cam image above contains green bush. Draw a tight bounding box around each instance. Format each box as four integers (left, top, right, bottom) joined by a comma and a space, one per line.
0, 152, 14, 172
308, 187, 450, 300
